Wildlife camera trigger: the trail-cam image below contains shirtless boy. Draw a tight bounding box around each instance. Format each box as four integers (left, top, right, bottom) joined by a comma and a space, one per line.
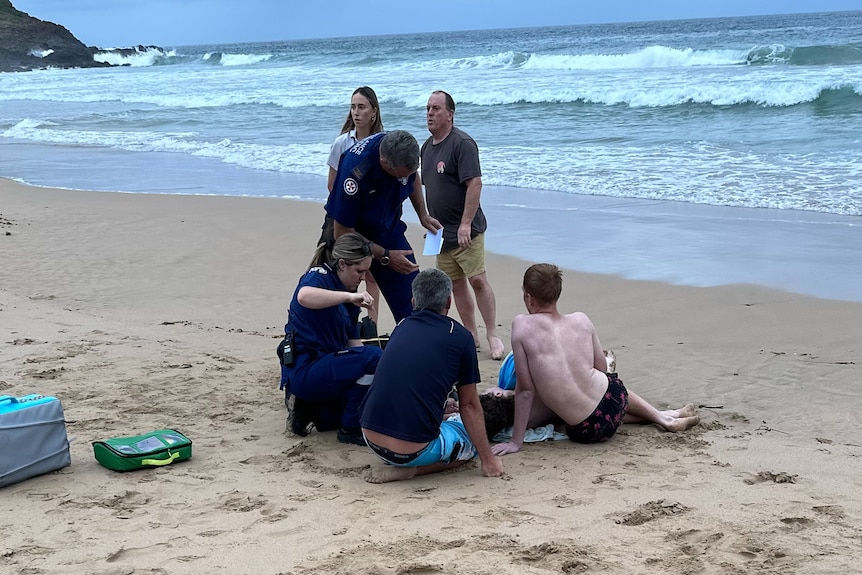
491, 263, 700, 456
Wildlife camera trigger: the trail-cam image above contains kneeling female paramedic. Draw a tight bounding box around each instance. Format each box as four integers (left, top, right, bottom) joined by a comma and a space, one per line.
280, 232, 382, 445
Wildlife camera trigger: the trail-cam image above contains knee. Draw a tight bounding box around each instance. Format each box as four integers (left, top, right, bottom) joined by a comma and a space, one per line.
452, 277, 469, 292
468, 273, 489, 291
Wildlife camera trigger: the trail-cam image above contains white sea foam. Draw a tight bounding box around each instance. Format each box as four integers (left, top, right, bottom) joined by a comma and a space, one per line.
93, 47, 177, 67
478, 143, 862, 216
520, 46, 747, 70
218, 53, 273, 66
409, 46, 747, 72
28, 49, 55, 58
3, 118, 57, 133
2, 121, 330, 178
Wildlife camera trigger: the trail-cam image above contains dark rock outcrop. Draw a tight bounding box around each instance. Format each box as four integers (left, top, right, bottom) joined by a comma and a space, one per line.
0, 0, 111, 72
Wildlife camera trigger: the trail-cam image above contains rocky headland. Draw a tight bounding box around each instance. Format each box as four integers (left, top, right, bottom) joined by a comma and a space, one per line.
0, 0, 158, 72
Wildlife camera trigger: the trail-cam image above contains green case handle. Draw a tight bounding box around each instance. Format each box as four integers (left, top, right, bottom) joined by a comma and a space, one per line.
141, 451, 180, 466
0, 396, 17, 404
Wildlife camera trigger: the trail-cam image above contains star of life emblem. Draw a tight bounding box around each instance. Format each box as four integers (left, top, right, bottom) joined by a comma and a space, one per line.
343, 177, 359, 195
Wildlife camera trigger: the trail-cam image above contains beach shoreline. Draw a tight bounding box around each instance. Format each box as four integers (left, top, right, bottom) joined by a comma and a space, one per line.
4, 151, 861, 304
2, 178, 862, 574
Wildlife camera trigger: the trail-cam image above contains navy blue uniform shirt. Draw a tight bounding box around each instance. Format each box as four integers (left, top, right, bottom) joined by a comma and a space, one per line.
325, 132, 415, 245
288, 264, 360, 355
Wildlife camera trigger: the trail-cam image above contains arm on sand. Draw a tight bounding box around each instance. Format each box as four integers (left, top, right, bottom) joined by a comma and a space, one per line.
459, 384, 504, 477
492, 316, 535, 456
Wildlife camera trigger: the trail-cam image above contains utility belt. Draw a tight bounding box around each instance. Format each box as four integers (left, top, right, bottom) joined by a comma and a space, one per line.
279, 331, 323, 367
278, 332, 321, 368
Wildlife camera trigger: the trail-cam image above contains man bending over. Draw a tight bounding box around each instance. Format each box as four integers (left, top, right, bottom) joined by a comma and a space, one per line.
360, 268, 504, 482
492, 263, 699, 456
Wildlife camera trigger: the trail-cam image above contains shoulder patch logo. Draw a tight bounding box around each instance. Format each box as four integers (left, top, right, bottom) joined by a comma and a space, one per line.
436, 161, 445, 174
343, 177, 359, 196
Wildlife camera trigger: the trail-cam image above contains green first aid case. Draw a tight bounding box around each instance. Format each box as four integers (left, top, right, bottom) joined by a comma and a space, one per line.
93, 429, 192, 471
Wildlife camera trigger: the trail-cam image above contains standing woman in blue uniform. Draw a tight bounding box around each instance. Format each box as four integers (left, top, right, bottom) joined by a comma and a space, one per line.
281, 232, 382, 445
319, 87, 385, 325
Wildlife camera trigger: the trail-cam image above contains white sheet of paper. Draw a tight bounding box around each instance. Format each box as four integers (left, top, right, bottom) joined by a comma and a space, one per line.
423, 228, 443, 256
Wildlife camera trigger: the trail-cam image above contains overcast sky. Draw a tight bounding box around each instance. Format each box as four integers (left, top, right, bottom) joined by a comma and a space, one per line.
12, 0, 861, 48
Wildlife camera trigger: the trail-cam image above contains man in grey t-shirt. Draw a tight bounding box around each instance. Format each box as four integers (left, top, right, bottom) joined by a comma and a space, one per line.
420, 90, 505, 360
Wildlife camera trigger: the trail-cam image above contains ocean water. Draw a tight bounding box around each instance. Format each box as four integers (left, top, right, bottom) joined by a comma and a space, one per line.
2, 11, 861, 301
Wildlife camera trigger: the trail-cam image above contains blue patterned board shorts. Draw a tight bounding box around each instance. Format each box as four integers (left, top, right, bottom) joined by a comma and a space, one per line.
565, 373, 629, 444
365, 419, 477, 468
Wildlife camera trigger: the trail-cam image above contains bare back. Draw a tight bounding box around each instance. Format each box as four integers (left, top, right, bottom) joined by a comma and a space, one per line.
511, 311, 609, 426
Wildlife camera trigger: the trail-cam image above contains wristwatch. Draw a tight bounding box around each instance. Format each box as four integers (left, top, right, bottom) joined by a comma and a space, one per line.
380, 249, 390, 266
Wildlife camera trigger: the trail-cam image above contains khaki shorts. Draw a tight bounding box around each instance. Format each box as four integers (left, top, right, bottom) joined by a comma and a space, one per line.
436, 233, 486, 281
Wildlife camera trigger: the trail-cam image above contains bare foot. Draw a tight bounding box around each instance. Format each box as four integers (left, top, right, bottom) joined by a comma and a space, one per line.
664, 415, 700, 433
363, 464, 418, 484
677, 403, 697, 417
660, 404, 697, 418
603, 349, 616, 373
489, 336, 505, 360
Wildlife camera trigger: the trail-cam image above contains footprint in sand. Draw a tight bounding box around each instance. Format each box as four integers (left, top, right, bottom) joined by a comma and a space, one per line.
616, 499, 690, 526
812, 504, 845, 519
780, 516, 815, 532
743, 471, 798, 485
9, 337, 42, 345
221, 493, 267, 512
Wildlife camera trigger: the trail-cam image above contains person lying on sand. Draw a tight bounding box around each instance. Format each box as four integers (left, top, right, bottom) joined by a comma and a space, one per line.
491, 263, 700, 456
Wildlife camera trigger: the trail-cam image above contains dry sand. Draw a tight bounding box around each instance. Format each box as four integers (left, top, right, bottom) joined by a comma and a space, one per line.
2, 178, 861, 574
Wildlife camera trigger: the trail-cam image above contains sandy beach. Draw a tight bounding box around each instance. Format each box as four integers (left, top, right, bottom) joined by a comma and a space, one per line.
2, 178, 861, 574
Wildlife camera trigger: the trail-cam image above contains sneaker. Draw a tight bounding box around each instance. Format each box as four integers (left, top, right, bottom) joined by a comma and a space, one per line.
337, 427, 366, 446
290, 396, 317, 437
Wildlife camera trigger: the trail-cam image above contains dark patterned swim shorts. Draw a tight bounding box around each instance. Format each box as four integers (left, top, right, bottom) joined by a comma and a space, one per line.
565, 373, 628, 444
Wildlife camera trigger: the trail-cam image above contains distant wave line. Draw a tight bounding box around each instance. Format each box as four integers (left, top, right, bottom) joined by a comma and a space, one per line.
96, 42, 862, 71
3, 79, 859, 111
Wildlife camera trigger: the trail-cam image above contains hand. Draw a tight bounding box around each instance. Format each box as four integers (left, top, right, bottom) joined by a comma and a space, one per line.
457, 222, 472, 249
419, 214, 442, 234
443, 398, 459, 416
389, 249, 420, 275
349, 291, 374, 309
481, 455, 504, 477
491, 441, 520, 456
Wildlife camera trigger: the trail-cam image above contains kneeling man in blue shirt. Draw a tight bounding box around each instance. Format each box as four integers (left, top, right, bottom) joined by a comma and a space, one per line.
360, 268, 504, 483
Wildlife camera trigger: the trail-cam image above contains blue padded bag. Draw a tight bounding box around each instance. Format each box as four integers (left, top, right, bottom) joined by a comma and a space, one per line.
498, 351, 517, 390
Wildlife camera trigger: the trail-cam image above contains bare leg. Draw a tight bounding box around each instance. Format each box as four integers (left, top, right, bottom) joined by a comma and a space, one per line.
623, 392, 699, 432
364, 273, 381, 325
468, 272, 504, 360
452, 277, 480, 348
364, 460, 468, 484
661, 404, 697, 418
